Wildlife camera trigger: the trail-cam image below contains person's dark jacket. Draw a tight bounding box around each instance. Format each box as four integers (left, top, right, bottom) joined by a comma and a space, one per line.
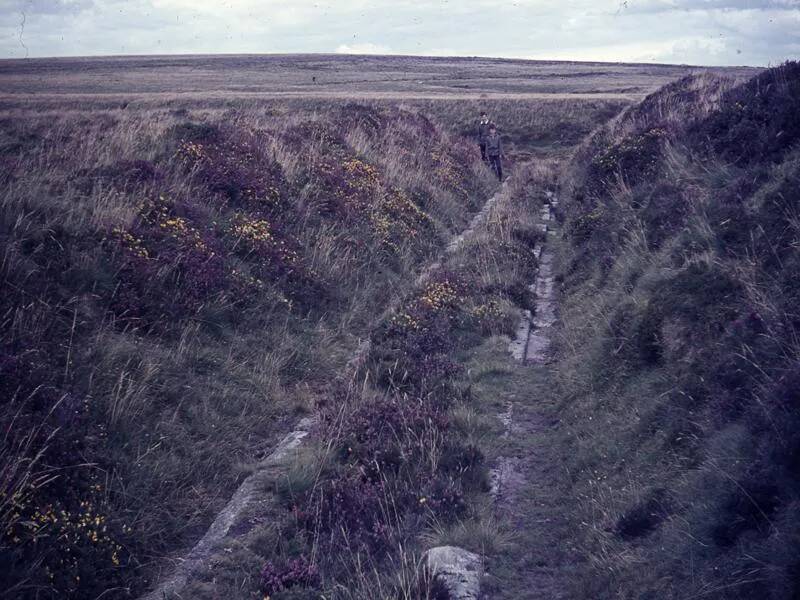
485, 131, 503, 157
477, 119, 491, 143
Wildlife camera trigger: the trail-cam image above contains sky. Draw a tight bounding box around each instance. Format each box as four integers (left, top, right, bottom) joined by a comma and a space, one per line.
0, 0, 798, 66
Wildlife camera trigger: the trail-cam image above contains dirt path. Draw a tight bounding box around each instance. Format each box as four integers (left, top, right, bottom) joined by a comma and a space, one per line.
137, 177, 513, 600
486, 364, 580, 600
484, 193, 583, 599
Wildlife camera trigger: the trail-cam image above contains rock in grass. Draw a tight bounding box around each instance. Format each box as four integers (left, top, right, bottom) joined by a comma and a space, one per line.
424, 546, 483, 600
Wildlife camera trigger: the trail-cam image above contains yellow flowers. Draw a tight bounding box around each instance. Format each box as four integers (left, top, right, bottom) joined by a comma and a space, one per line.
327, 156, 432, 250
112, 227, 149, 259
369, 189, 429, 248
429, 148, 465, 193
159, 215, 207, 251
230, 214, 299, 265
370, 213, 392, 239
472, 300, 503, 320
389, 279, 464, 336
386, 189, 423, 215
392, 312, 421, 331
176, 140, 207, 162
140, 195, 209, 252
343, 157, 380, 189
230, 268, 265, 290
5, 496, 121, 571
419, 281, 458, 311
232, 218, 274, 243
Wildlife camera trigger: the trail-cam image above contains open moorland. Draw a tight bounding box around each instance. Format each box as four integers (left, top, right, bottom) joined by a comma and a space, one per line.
0, 54, 751, 103
5, 54, 799, 600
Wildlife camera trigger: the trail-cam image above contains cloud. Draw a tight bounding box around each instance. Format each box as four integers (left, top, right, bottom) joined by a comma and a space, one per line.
526, 37, 726, 63
335, 42, 392, 55
0, 0, 92, 16
619, 0, 799, 13
0, 0, 796, 65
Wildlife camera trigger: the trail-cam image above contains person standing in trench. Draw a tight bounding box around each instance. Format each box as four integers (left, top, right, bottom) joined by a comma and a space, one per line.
485, 124, 504, 180
477, 111, 491, 162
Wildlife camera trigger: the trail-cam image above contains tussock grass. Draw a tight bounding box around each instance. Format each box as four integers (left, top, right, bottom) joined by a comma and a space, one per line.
420, 514, 516, 557
451, 405, 495, 448
467, 362, 514, 382
273, 447, 333, 508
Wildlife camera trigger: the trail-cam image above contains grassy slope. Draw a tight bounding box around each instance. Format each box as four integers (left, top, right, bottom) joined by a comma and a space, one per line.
0, 102, 497, 597
554, 63, 800, 599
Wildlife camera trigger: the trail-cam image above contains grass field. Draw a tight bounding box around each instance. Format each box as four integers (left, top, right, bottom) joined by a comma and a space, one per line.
0, 54, 745, 101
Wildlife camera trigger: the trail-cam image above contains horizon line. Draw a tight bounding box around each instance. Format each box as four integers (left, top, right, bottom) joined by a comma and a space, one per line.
0, 51, 769, 70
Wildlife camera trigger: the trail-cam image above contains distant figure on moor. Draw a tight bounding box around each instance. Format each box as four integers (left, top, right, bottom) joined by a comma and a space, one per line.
477, 110, 491, 162
485, 124, 504, 181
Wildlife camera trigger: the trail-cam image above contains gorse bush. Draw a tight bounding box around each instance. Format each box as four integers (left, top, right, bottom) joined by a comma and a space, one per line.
0, 351, 131, 596
108, 194, 231, 326
376, 273, 469, 391
555, 62, 800, 599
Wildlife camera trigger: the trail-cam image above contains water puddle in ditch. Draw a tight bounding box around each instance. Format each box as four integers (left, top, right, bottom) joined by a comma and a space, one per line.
508, 195, 557, 364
